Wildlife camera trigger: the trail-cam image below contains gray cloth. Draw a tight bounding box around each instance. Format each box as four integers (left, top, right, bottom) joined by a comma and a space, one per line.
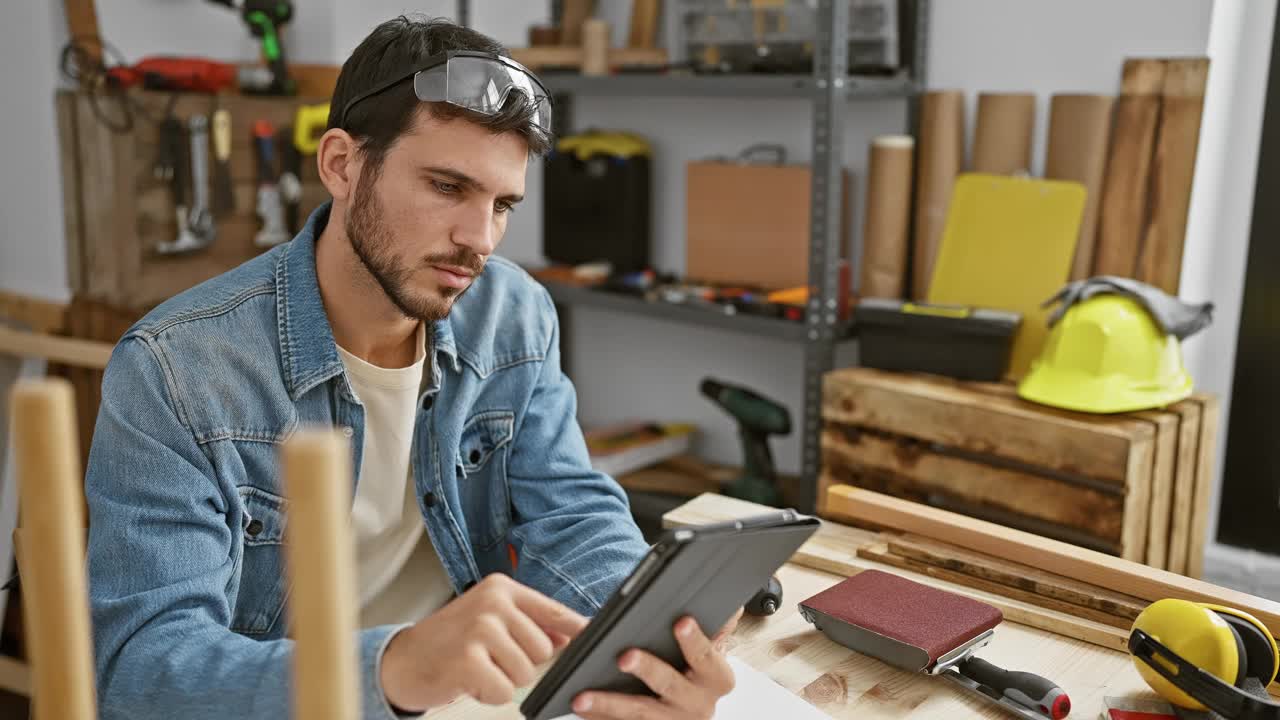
1043, 276, 1214, 340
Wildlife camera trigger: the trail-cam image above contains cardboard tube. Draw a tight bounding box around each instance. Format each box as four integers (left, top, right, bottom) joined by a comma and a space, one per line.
861, 135, 915, 298
12, 379, 96, 720
582, 19, 610, 76
912, 90, 965, 299
1045, 94, 1116, 280
282, 429, 359, 720
972, 92, 1036, 175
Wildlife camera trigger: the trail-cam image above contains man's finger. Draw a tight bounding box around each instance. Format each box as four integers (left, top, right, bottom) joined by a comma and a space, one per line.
512, 583, 590, 638
467, 650, 517, 706
675, 617, 734, 694
618, 649, 697, 710
573, 690, 668, 720
504, 606, 557, 666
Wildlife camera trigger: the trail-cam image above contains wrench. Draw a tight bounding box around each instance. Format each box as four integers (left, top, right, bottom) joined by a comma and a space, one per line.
157, 114, 215, 255
253, 120, 291, 248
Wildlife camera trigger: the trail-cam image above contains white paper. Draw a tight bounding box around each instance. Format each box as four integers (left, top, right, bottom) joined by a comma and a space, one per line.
552, 656, 833, 720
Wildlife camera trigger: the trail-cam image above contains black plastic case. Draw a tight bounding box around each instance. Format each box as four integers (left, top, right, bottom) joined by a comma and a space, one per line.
854, 298, 1021, 382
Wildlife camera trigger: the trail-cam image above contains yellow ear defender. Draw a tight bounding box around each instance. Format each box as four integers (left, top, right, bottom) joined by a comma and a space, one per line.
1129, 598, 1280, 719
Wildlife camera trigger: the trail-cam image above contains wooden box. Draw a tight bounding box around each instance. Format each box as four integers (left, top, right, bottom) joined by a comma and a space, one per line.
820, 367, 1218, 574
56, 89, 332, 309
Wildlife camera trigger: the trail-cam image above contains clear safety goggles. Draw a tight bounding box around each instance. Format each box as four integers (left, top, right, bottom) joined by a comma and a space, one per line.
338, 50, 553, 134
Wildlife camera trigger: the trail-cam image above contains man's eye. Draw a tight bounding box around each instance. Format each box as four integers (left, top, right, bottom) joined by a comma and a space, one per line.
432, 180, 460, 195
495, 201, 514, 215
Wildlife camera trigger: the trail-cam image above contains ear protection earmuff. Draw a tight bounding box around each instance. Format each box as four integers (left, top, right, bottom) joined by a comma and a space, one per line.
1129, 598, 1280, 720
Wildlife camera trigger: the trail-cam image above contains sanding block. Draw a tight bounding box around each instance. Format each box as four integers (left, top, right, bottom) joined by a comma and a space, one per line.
800, 569, 1071, 720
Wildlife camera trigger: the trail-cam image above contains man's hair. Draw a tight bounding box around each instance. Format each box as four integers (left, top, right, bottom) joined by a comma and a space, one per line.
327, 15, 552, 176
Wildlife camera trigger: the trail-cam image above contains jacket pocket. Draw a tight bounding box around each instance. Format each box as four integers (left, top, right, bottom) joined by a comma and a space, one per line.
456, 410, 515, 550
230, 485, 292, 636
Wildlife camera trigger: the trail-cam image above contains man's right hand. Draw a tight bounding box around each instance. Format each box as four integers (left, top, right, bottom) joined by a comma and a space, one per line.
379, 573, 589, 711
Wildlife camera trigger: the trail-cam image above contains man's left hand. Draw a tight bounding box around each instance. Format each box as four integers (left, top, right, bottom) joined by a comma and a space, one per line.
572, 609, 743, 720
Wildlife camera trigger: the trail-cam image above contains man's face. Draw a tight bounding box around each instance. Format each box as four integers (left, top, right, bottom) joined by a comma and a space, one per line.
345, 109, 529, 322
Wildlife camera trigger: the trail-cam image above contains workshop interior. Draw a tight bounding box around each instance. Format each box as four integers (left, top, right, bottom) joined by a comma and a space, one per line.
2, 0, 1280, 719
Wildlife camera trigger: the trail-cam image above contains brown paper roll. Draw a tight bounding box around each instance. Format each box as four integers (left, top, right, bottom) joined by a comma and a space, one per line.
912, 90, 965, 299
861, 135, 915, 298
1045, 94, 1116, 280
582, 19, 610, 76
972, 92, 1036, 175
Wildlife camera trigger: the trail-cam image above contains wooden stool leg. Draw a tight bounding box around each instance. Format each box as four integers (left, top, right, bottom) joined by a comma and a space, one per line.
11, 378, 96, 719
281, 429, 359, 720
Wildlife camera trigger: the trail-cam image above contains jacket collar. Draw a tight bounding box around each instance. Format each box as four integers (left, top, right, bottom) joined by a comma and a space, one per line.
275, 201, 460, 401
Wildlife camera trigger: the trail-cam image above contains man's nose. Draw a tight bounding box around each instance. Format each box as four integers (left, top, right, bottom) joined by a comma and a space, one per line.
453, 201, 498, 256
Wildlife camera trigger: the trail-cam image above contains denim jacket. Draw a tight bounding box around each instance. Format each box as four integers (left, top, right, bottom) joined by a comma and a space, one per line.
83, 202, 648, 719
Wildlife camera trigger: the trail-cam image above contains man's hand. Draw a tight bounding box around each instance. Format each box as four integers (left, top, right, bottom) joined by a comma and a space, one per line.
572, 609, 743, 720
379, 573, 588, 711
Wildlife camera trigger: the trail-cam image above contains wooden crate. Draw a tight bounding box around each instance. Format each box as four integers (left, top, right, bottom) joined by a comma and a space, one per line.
820, 368, 1217, 573
56, 88, 331, 309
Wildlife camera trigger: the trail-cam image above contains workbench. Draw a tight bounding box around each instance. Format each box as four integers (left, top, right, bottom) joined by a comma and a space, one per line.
426, 497, 1167, 720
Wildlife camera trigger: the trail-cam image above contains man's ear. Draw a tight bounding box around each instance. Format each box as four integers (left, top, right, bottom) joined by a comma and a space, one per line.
316, 128, 360, 201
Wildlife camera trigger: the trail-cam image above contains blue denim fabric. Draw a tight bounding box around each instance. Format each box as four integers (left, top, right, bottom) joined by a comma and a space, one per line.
83, 202, 648, 719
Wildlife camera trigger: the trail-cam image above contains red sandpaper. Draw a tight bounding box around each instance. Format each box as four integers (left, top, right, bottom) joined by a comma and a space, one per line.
801, 569, 1003, 665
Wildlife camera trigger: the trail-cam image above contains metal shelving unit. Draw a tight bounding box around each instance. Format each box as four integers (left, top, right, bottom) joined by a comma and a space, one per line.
513, 0, 929, 513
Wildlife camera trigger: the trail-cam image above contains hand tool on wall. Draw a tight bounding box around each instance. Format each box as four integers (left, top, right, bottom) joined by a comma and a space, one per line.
277, 125, 302, 234
699, 378, 791, 506
252, 119, 290, 248
186, 114, 216, 245
155, 115, 206, 255
207, 0, 296, 95
211, 107, 235, 217
292, 102, 329, 155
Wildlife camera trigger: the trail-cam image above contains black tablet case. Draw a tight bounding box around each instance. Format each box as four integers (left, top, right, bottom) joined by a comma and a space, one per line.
521, 512, 820, 720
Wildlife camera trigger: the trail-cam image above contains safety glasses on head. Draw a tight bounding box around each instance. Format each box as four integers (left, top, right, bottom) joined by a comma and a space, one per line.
338, 50, 553, 135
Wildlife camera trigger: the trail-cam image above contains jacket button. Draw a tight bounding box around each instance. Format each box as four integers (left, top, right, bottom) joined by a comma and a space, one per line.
422, 492, 437, 508
422, 395, 434, 410
469, 449, 482, 464
246, 519, 264, 537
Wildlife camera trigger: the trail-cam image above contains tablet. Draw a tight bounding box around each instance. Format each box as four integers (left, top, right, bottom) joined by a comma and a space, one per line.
520, 510, 820, 720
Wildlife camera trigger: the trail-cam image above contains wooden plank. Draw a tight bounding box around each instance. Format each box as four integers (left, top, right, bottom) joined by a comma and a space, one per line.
0, 326, 112, 369
288, 63, 341, 99
1094, 58, 1167, 277
825, 484, 1280, 638
560, 0, 596, 45
662, 493, 1132, 653
1136, 58, 1210, 294
56, 90, 86, 298
886, 535, 1148, 620
1044, 94, 1115, 280
822, 368, 1153, 488
63, 0, 101, 64
628, 0, 661, 48
857, 543, 1133, 630
0, 654, 30, 697
1186, 394, 1221, 579
509, 46, 668, 70
821, 425, 1125, 542
1132, 409, 1178, 569
0, 292, 67, 335
74, 92, 125, 303
1164, 400, 1203, 576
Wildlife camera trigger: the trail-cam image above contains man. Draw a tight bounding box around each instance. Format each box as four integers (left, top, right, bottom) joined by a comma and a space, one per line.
85, 16, 737, 720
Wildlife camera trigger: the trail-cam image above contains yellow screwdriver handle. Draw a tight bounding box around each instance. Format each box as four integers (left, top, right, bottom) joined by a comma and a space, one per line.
293, 103, 330, 155
212, 108, 232, 162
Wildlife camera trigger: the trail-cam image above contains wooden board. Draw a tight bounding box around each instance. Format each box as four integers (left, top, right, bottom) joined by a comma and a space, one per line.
823, 368, 1154, 489
885, 535, 1148, 620
1094, 59, 1167, 277
821, 424, 1125, 543
1186, 394, 1221, 579
1136, 58, 1210, 294
63, 0, 101, 65
0, 293, 67, 335
560, 0, 596, 45
0, 327, 112, 370
663, 493, 1132, 654
507, 46, 668, 70
1163, 400, 1203, 576
628, 0, 661, 48
857, 543, 1133, 629
824, 485, 1280, 638
1131, 409, 1178, 569
1044, 94, 1116, 280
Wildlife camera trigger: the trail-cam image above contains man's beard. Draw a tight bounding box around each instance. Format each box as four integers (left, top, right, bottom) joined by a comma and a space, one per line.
346, 171, 484, 322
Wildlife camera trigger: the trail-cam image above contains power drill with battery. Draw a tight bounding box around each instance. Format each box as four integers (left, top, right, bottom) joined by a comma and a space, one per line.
208, 0, 296, 95
699, 378, 792, 507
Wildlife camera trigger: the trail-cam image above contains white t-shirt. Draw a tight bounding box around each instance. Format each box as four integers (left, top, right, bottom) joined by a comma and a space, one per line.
338, 327, 455, 628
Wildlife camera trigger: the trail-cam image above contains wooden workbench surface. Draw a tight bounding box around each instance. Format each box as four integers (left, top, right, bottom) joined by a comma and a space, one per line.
427, 560, 1158, 719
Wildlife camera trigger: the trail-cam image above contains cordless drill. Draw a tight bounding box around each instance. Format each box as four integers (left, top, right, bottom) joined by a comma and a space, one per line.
208, 0, 296, 95
699, 378, 792, 507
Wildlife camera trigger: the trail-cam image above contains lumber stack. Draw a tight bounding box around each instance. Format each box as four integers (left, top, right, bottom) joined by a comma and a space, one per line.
820, 367, 1219, 575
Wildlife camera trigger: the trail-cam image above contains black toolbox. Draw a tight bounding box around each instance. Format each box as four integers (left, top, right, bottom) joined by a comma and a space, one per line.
854, 298, 1021, 381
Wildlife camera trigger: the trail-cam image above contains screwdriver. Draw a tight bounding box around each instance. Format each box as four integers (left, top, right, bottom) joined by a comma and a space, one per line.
956, 656, 1071, 720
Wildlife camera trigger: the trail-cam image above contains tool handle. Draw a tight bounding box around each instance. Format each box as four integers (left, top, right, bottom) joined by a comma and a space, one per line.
745, 575, 783, 616
960, 657, 1071, 720
253, 119, 276, 184
188, 115, 211, 211
212, 108, 232, 161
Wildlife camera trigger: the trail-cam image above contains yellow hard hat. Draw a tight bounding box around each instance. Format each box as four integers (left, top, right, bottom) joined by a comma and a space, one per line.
1018, 294, 1192, 413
